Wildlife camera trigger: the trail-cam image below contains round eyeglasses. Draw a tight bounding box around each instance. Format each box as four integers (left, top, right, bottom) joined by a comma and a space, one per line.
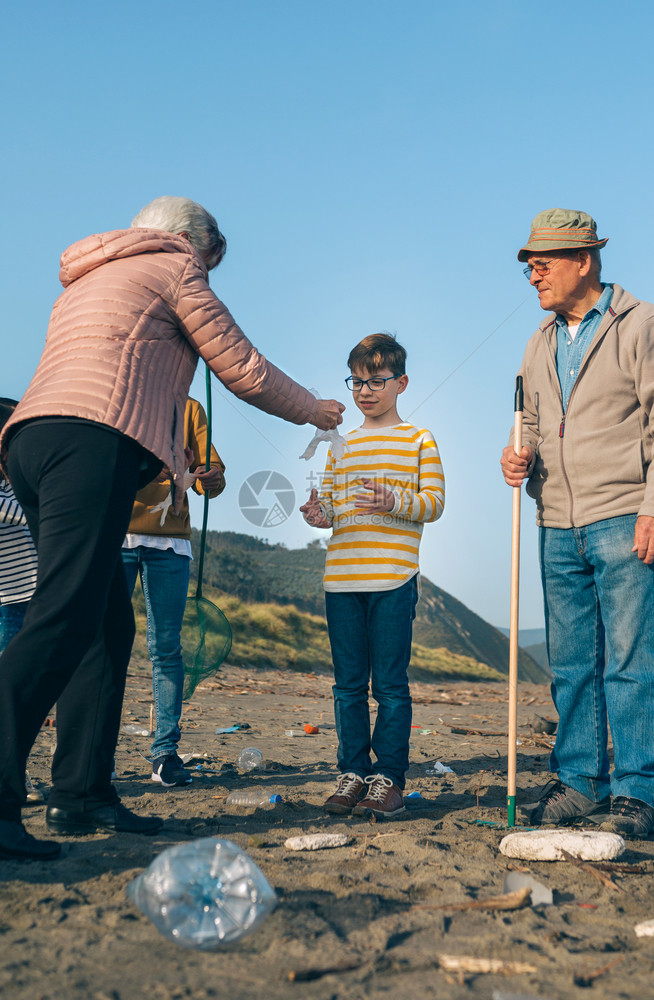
345, 375, 401, 391
523, 257, 573, 280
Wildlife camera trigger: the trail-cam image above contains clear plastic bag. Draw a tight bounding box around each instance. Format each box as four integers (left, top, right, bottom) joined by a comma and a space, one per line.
127, 837, 277, 950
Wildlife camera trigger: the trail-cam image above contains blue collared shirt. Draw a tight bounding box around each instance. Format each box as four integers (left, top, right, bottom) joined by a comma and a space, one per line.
556, 284, 614, 411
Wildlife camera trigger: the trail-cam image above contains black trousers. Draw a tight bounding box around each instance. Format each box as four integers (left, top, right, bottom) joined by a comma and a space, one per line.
0, 421, 145, 821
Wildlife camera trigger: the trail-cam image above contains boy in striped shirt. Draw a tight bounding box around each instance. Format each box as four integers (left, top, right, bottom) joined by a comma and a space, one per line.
300, 334, 445, 818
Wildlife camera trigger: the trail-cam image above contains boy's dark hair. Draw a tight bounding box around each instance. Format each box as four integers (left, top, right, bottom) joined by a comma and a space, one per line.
347, 333, 406, 375
0, 398, 18, 433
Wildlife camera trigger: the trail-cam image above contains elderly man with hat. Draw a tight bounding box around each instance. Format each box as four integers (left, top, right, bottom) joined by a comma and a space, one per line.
501, 208, 654, 838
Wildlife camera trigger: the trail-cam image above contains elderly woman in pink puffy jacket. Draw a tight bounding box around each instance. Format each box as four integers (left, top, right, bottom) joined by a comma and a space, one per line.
0, 197, 344, 859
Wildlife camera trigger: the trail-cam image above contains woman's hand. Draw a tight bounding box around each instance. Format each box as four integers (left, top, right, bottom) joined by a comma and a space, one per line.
312, 399, 345, 430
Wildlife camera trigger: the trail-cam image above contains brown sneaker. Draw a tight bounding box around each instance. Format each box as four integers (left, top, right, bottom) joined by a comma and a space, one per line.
352, 774, 406, 819
324, 772, 367, 814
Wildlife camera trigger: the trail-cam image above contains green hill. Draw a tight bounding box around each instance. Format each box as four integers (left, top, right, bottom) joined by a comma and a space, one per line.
177, 529, 548, 684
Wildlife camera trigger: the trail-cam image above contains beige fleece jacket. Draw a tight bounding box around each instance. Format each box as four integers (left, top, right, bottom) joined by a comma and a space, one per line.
514, 284, 654, 528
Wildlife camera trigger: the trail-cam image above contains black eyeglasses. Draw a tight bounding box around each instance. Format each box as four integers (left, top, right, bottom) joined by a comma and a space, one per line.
345, 375, 401, 391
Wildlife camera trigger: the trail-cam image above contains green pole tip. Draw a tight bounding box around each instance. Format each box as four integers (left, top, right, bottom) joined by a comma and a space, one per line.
507, 795, 516, 828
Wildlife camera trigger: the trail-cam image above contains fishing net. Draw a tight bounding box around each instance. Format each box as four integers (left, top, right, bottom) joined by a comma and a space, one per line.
181, 595, 232, 700
181, 367, 232, 700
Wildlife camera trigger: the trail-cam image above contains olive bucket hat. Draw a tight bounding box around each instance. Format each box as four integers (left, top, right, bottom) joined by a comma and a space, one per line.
517, 208, 609, 262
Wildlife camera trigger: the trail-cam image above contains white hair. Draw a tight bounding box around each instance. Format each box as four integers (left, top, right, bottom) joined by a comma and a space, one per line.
131, 196, 226, 270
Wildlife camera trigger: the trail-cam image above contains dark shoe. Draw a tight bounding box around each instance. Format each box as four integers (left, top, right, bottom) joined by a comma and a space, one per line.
24, 771, 45, 806
46, 801, 163, 836
152, 753, 192, 788
517, 778, 607, 826
352, 775, 406, 819
600, 797, 654, 839
324, 772, 367, 814
0, 819, 61, 860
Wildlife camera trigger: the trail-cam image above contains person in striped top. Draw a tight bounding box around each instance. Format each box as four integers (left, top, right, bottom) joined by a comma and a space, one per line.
0, 398, 44, 816
0, 399, 38, 646
300, 334, 445, 818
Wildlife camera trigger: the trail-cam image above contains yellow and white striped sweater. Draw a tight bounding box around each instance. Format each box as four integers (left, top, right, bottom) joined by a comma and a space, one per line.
318, 423, 445, 592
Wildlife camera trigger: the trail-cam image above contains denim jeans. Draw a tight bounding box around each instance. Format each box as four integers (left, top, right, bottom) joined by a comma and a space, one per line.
325, 576, 418, 788
0, 602, 28, 653
540, 514, 654, 805
122, 546, 190, 759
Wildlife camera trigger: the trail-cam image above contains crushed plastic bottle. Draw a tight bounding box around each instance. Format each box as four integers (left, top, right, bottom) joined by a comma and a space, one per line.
226, 789, 282, 808
121, 724, 150, 736
127, 837, 277, 950
237, 747, 264, 772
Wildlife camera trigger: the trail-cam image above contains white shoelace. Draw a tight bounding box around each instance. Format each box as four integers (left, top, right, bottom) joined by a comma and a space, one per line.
362, 775, 394, 802
335, 772, 364, 795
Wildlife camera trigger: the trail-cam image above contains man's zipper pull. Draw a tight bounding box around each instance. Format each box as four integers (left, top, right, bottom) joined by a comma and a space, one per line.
559, 417, 565, 438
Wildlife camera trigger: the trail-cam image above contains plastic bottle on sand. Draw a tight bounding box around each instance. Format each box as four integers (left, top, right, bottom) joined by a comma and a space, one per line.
226, 789, 282, 808
127, 837, 277, 949
237, 747, 264, 772
121, 723, 150, 736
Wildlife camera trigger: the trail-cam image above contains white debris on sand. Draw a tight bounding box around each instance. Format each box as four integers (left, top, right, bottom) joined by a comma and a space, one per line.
499, 829, 625, 862
284, 833, 352, 851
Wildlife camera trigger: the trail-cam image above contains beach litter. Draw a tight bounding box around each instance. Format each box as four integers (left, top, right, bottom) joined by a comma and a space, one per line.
499, 829, 625, 862
634, 918, 654, 937
120, 724, 150, 736
127, 837, 276, 950
532, 713, 557, 734
284, 833, 352, 851
424, 761, 454, 776
437, 955, 537, 975
503, 871, 553, 906
492, 991, 554, 1000
237, 747, 265, 772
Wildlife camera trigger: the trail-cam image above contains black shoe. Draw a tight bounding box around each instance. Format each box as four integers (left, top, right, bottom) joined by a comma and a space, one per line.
0, 819, 61, 860
600, 797, 654, 839
45, 801, 163, 836
152, 753, 192, 788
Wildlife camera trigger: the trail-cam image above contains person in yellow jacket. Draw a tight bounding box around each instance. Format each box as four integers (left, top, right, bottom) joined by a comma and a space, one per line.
121, 397, 224, 787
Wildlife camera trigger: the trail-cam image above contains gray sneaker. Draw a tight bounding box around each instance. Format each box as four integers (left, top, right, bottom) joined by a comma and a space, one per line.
600, 797, 654, 839
517, 778, 607, 825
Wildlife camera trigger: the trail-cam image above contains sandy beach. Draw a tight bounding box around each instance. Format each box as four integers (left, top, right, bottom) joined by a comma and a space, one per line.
2, 653, 654, 1000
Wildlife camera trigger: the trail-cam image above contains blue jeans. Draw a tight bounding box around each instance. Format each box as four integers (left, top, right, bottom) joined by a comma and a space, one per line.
122, 547, 190, 760
325, 576, 418, 788
0, 602, 28, 653
540, 514, 654, 805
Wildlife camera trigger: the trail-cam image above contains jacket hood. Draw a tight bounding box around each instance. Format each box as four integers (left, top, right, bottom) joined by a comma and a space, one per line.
59, 228, 207, 287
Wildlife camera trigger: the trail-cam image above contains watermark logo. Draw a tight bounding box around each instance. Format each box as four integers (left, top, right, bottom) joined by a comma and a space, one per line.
238, 470, 296, 527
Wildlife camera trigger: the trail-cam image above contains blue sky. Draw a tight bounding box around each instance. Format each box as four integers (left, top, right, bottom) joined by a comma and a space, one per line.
3, 1, 654, 629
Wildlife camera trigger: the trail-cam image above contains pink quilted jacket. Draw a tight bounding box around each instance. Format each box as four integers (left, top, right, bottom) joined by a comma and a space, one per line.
1, 229, 318, 508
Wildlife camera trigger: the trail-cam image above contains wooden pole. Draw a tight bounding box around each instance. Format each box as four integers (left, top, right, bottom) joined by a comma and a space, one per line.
507, 376, 523, 827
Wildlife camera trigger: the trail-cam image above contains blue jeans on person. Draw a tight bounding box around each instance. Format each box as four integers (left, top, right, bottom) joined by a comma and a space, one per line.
540, 514, 654, 806
122, 546, 190, 760
0, 602, 28, 653
325, 575, 418, 789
